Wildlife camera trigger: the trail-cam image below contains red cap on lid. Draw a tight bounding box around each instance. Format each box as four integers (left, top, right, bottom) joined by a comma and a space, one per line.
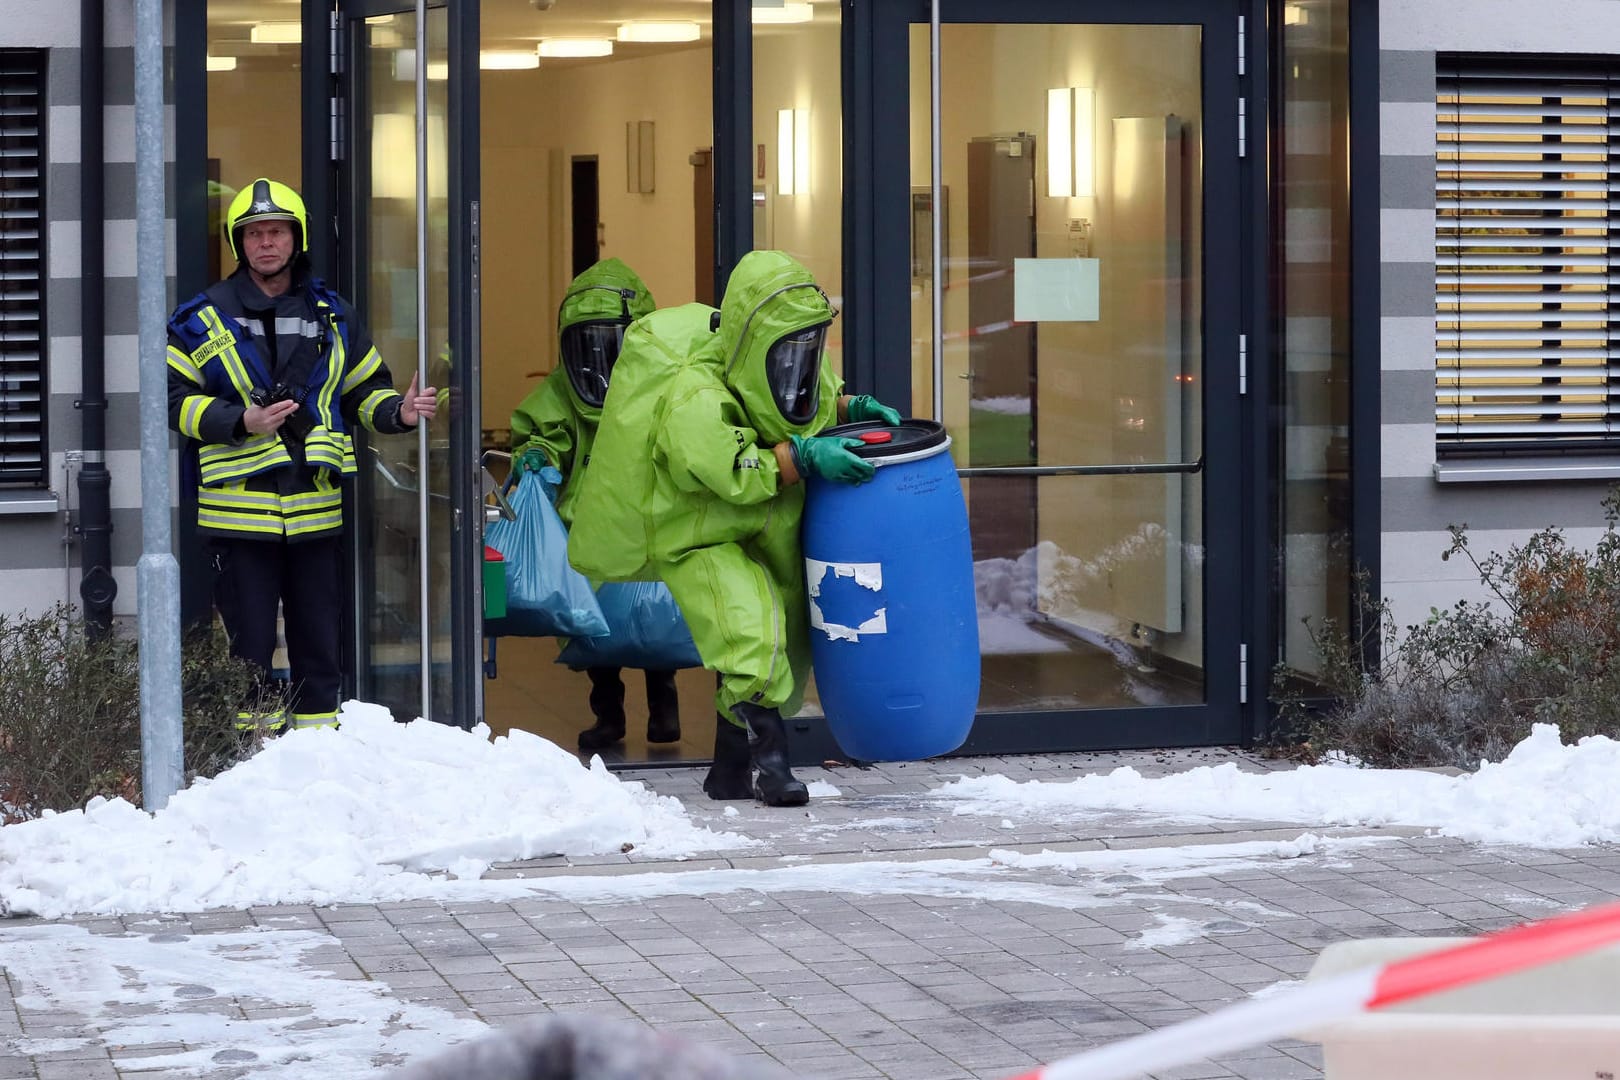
859, 430, 893, 445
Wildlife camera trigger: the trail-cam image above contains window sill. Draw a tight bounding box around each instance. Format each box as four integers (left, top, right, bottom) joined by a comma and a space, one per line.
1433, 458, 1620, 484
0, 491, 60, 515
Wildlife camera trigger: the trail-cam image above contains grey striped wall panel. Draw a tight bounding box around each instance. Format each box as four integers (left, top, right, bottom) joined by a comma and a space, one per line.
1377, 0, 1620, 631
1, 6, 165, 619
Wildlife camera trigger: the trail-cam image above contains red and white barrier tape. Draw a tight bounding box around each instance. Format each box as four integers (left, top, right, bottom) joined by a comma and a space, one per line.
1005, 899, 1620, 1080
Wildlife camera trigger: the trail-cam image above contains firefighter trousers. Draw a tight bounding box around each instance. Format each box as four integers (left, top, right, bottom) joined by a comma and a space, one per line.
211, 533, 344, 728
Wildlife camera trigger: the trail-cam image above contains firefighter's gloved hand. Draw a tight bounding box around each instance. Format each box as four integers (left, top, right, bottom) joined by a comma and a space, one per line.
518, 447, 551, 474
846, 394, 902, 426
789, 435, 875, 485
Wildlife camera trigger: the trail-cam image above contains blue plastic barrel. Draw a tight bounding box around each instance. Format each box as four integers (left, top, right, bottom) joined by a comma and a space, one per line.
802, 419, 979, 761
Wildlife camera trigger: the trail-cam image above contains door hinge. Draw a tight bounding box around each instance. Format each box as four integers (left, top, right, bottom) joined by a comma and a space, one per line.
330, 95, 345, 161
329, 12, 344, 77
1237, 97, 1247, 157
1238, 15, 1246, 76
1239, 643, 1250, 704
1238, 333, 1248, 395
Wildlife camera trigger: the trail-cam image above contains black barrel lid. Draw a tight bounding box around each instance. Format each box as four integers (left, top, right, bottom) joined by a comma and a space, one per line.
821, 418, 948, 459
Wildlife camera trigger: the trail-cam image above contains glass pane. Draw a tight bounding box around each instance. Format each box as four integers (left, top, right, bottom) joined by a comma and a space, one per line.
911, 23, 1206, 713
1278, 0, 1351, 683
752, 1, 843, 381
476, 1, 722, 754
205, 4, 301, 286
357, 8, 454, 720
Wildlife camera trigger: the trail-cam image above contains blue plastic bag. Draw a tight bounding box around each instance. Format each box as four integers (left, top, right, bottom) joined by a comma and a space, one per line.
557, 581, 703, 670
485, 467, 608, 639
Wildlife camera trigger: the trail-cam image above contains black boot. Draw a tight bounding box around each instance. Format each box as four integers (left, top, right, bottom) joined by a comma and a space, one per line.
702, 714, 753, 800
644, 669, 681, 743
732, 702, 809, 807
578, 667, 627, 751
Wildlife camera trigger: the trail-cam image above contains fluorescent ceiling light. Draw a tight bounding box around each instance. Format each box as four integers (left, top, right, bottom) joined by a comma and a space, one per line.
205, 54, 237, 72
249, 22, 301, 45
616, 22, 702, 43
480, 50, 540, 70
537, 39, 614, 58
753, 2, 814, 24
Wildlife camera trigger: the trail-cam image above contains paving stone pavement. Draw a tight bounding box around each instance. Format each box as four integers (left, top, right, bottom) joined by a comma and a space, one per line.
3, 746, 1619, 1079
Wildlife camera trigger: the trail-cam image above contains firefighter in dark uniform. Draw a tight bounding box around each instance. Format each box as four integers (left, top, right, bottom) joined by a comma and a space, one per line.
166, 178, 438, 731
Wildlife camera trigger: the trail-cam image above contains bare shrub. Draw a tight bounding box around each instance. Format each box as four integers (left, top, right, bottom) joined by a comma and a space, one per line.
0, 607, 282, 822
1276, 490, 1620, 769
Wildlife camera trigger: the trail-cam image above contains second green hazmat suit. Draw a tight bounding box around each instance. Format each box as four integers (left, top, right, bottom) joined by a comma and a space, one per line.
569, 250, 901, 805
509, 258, 679, 752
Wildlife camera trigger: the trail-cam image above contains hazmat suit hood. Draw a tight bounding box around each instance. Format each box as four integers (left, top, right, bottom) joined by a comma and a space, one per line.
555, 257, 657, 418
716, 250, 839, 446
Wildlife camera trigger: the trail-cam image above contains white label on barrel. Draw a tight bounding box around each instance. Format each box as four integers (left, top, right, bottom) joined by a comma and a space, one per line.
805, 558, 887, 642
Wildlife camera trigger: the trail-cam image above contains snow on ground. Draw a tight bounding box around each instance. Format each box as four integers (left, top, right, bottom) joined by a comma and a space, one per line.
937, 723, 1620, 849
0, 702, 751, 919
4, 708, 1619, 921
0, 924, 486, 1078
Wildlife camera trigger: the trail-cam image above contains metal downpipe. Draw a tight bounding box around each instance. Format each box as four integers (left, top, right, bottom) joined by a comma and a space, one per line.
77, 0, 115, 636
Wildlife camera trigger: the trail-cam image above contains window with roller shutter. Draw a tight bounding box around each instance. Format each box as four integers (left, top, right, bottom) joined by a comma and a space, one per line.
0, 50, 45, 486
1435, 56, 1620, 455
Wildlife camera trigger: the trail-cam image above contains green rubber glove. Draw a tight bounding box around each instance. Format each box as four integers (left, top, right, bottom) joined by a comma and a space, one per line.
846, 394, 902, 426
517, 446, 550, 473
789, 435, 875, 485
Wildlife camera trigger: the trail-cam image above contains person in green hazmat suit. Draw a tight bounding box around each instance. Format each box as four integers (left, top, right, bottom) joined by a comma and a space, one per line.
509, 258, 680, 752
567, 250, 901, 806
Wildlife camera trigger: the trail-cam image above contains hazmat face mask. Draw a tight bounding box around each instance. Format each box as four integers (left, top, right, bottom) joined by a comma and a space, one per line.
765, 322, 828, 424
558, 320, 627, 408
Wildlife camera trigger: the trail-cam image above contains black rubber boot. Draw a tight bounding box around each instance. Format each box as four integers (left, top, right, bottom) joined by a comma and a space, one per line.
644, 669, 681, 743
733, 702, 809, 807
578, 667, 627, 751
702, 714, 753, 800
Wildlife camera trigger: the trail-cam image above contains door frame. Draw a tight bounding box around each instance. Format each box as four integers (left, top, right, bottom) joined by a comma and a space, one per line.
822, 0, 1267, 759
317, 0, 483, 728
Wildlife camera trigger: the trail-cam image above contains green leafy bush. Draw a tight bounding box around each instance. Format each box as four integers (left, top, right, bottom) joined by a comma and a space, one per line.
0, 606, 283, 822
1276, 491, 1620, 769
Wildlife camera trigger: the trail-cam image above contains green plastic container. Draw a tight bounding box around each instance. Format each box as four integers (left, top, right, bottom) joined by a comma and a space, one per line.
482, 545, 507, 620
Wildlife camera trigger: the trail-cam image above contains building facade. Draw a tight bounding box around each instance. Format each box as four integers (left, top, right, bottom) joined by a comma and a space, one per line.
0, 0, 1614, 766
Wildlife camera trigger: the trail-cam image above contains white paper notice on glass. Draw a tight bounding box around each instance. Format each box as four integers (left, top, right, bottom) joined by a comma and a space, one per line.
1013, 257, 1100, 322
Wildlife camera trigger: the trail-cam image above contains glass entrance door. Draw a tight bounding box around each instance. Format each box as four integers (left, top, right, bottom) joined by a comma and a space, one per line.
339, 2, 482, 726
876, 1, 1245, 749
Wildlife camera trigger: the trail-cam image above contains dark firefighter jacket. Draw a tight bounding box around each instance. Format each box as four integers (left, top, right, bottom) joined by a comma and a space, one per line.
166, 264, 414, 540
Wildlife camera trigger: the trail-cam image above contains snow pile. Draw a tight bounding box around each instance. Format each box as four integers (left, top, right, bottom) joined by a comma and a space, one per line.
0, 702, 749, 918
937, 723, 1620, 848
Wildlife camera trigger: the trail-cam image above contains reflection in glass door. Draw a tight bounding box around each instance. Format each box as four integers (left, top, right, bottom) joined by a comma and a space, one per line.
347, 7, 455, 722
900, 11, 1242, 741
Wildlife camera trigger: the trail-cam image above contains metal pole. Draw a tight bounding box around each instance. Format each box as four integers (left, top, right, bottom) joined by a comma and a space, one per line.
134, 0, 183, 810
930, 0, 943, 422
414, 0, 432, 723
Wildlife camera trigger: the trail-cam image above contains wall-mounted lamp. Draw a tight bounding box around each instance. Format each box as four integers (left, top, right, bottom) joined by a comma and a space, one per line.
626, 120, 655, 194
777, 108, 810, 196
1045, 86, 1095, 198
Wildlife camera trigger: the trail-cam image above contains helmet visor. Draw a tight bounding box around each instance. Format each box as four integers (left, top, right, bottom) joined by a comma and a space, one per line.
766, 323, 828, 424
559, 320, 627, 407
